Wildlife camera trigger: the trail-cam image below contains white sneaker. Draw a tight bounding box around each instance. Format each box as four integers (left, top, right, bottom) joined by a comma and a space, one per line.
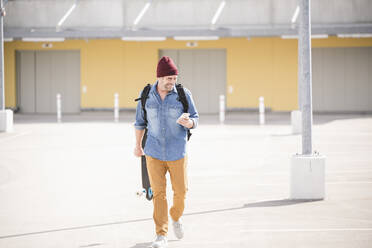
172, 218, 184, 239
149, 235, 168, 248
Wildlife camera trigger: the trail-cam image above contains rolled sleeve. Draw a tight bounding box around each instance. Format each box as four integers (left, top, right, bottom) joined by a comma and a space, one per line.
190, 118, 198, 129
185, 89, 199, 129
134, 98, 147, 130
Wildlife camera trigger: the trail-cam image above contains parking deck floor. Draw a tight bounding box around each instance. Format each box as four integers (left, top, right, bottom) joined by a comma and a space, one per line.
0, 112, 371, 248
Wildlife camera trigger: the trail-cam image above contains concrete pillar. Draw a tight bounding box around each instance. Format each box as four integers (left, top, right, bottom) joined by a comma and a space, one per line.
0, 1, 13, 133
0, 0, 4, 112
298, 0, 313, 155
290, 0, 325, 200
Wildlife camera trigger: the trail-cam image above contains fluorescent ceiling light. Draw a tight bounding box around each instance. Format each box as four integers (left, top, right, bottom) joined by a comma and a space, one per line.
121, 37, 166, 41
174, 36, 220, 41
57, 2, 77, 27
281, 34, 329, 39
22, 38, 65, 42
311, 34, 328, 39
281, 35, 298, 39
355, 33, 372, 38
291, 6, 300, 23
211, 1, 226, 25
337, 33, 372, 38
133, 1, 151, 26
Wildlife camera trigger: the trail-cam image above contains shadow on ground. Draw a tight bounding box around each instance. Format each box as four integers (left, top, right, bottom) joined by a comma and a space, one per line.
128, 242, 151, 248
184, 199, 322, 217
0, 199, 323, 240
129, 240, 179, 248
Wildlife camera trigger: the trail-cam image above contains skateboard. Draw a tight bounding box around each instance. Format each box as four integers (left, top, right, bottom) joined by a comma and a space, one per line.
136, 129, 153, 201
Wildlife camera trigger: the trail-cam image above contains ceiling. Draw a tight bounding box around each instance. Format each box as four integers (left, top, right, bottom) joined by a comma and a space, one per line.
4, 0, 372, 39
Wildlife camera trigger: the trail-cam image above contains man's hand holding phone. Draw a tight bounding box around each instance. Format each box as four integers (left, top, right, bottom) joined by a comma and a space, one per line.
177, 113, 193, 128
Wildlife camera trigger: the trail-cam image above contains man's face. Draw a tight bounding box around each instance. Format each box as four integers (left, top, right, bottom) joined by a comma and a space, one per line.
158, 75, 178, 92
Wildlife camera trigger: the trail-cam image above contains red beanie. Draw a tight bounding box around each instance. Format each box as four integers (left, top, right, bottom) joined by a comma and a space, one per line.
157, 56, 178, 77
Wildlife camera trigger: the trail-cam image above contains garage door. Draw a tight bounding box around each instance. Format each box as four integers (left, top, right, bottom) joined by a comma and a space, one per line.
16, 50, 81, 114
160, 49, 226, 114
312, 47, 372, 112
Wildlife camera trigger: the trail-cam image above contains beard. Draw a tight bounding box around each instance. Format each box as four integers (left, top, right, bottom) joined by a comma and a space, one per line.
164, 83, 174, 91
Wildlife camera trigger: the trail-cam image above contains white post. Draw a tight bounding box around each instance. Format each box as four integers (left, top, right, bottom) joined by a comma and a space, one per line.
219, 95, 225, 124
114, 93, 119, 122
0, 1, 13, 133
0, 109, 13, 132
56, 93, 62, 123
291, 110, 302, 134
259, 96, 265, 125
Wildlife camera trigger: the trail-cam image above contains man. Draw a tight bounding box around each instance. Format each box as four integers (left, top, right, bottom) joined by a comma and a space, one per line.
134, 56, 199, 248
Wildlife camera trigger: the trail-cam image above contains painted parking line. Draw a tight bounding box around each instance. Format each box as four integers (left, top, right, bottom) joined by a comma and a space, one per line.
255, 181, 372, 186
241, 228, 372, 233
327, 170, 372, 174
327, 181, 372, 184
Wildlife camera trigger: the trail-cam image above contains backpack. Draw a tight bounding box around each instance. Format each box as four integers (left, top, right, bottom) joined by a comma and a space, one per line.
135, 83, 192, 141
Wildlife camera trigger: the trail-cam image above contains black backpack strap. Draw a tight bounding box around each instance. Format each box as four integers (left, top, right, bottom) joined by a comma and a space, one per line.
176, 83, 192, 141
135, 84, 151, 126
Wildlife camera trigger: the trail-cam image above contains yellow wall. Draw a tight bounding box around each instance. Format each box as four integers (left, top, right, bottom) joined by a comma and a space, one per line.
4, 37, 372, 111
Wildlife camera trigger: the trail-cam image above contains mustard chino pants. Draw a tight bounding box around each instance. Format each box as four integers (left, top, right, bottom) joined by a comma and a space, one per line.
146, 156, 188, 236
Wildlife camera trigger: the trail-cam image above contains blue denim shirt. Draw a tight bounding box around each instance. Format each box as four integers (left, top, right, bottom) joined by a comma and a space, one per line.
134, 82, 199, 161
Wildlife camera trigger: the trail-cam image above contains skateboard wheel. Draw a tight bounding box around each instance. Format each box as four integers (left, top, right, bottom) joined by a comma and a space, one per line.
146, 188, 153, 201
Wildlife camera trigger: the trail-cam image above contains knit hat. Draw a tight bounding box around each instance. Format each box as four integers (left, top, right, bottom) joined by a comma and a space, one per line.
157, 56, 178, 77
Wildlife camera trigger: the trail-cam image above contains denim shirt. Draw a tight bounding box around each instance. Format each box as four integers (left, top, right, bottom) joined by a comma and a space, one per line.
134, 82, 199, 161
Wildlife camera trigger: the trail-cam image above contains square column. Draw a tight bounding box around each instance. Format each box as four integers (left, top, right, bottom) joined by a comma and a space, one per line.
0, 109, 13, 132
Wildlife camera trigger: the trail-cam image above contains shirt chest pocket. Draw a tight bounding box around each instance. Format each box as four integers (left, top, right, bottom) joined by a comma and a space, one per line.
168, 103, 184, 119
146, 102, 158, 118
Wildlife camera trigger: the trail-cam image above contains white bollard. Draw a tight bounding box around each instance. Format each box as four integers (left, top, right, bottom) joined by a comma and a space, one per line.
114, 93, 119, 122
219, 95, 225, 124
259, 96, 265, 125
56, 93, 62, 123
291, 110, 302, 134
0, 109, 13, 132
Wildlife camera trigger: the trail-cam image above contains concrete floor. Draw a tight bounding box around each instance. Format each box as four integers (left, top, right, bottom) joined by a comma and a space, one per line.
0, 112, 371, 248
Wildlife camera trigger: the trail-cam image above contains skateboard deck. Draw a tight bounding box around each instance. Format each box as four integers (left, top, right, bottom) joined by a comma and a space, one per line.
137, 129, 153, 201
